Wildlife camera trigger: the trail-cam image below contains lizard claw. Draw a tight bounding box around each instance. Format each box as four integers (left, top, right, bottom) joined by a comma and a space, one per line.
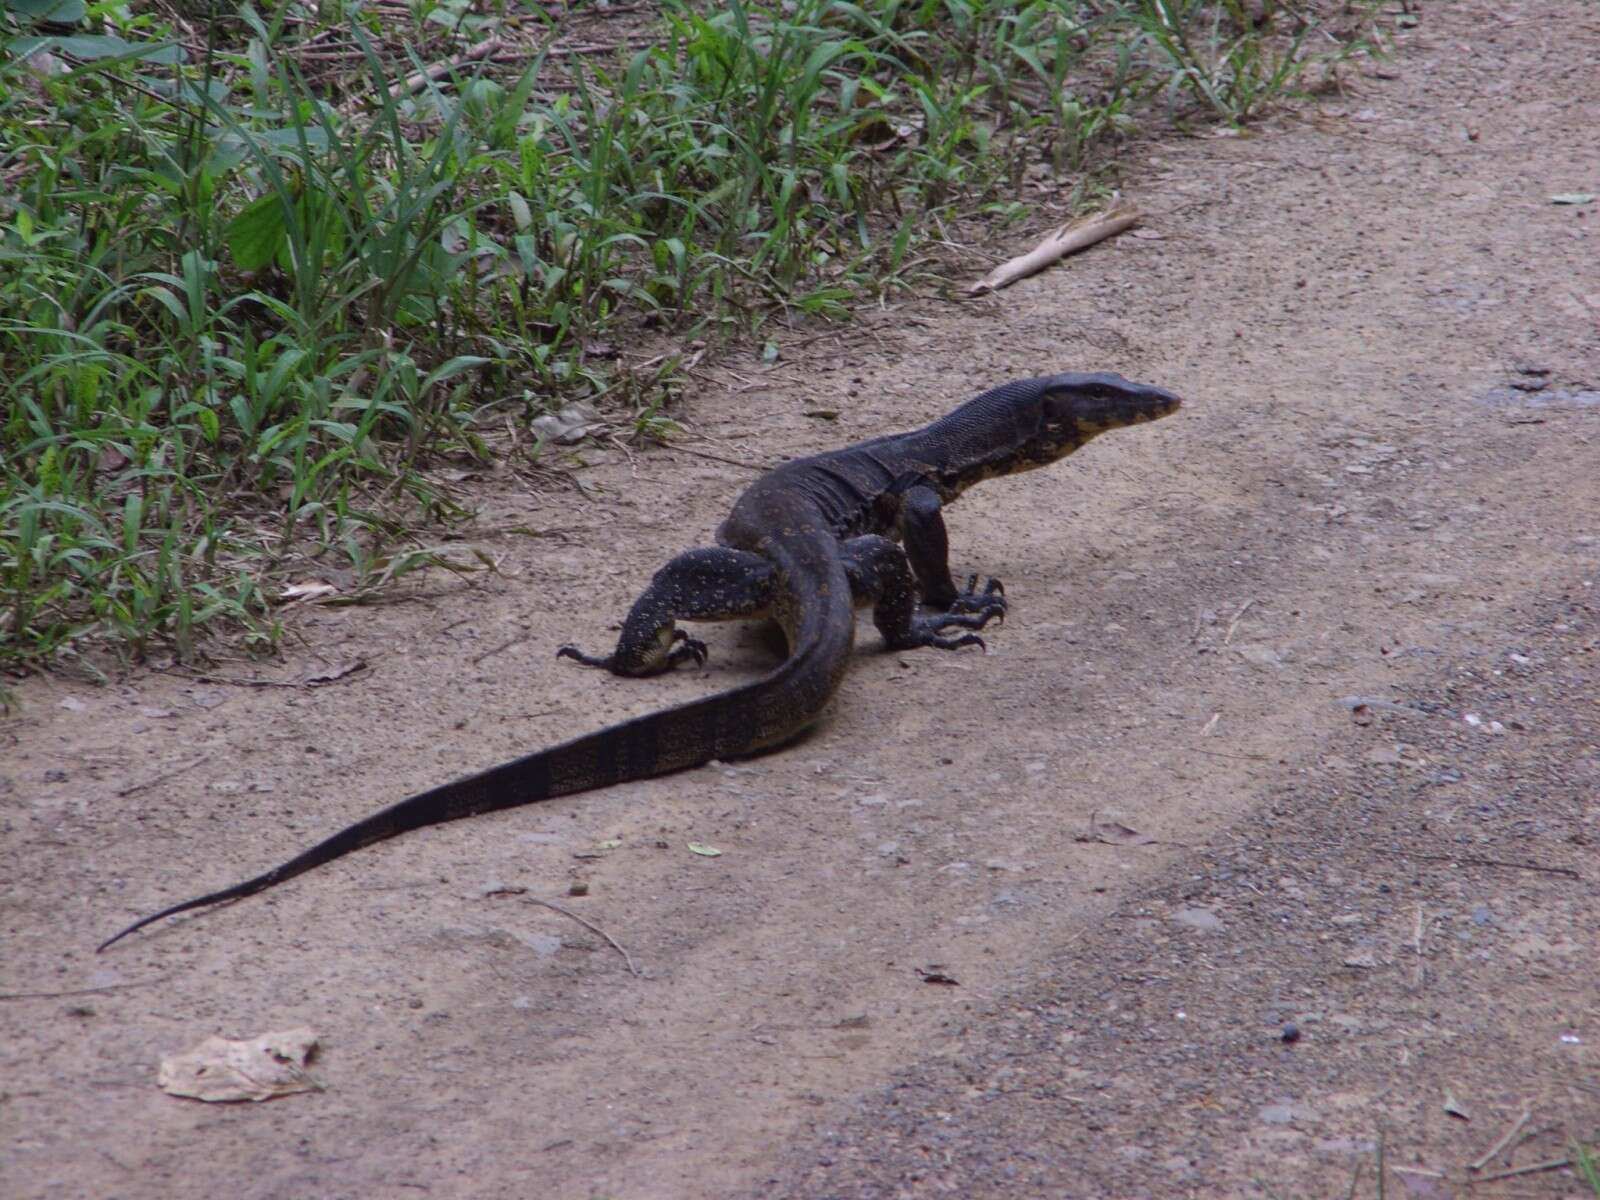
924, 611, 992, 634
893, 620, 987, 655
668, 628, 709, 669
561, 629, 707, 676
940, 579, 1004, 633
928, 631, 985, 653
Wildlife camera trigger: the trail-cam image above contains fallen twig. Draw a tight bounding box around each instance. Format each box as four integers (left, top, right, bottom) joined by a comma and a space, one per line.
525, 897, 640, 977
1187, 746, 1271, 763
1375, 849, 1581, 879
1468, 1106, 1531, 1171
663, 444, 773, 473
544, 36, 661, 57
395, 37, 507, 99
117, 754, 212, 798
1411, 901, 1426, 988
470, 632, 533, 665
1336, 695, 1436, 718
1390, 1166, 1445, 1182
178, 659, 368, 689
1223, 597, 1256, 645
0, 976, 170, 1002
1468, 1156, 1570, 1184
967, 199, 1140, 296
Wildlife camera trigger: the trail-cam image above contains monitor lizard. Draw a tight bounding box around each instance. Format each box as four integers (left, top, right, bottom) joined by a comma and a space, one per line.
100, 371, 1181, 950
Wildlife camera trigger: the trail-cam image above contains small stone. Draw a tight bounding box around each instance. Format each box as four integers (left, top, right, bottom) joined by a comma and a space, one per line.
1173, 907, 1224, 932
1281, 1023, 1301, 1043
1235, 644, 1284, 669
1258, 1101, 1318, 1125
518, 931, 562, 958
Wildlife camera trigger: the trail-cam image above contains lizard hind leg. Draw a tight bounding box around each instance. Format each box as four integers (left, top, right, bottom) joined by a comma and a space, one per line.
557, 547, 776, 677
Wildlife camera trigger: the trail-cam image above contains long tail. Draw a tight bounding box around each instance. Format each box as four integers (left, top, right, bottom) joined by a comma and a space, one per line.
100, 545, 854, 952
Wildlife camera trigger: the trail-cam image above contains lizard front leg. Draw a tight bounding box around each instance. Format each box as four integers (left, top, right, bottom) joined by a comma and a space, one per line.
842, 535, 998, 654
894, 485, 1007, 621
558, 547, 775, 676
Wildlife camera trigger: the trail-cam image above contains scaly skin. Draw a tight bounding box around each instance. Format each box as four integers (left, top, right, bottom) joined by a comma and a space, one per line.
100, 372, 1181, 951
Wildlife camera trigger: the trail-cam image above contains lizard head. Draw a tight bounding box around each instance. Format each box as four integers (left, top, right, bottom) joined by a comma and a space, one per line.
929, 371, 1184, 495
1038, 371, 1183, 440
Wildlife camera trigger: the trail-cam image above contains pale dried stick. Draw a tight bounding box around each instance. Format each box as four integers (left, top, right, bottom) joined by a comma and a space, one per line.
967, 200, 1141, 296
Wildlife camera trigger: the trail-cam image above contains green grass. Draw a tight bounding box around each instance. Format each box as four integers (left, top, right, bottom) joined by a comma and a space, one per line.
1575, 1139, 1600, 1196
0, 0, 1377, 675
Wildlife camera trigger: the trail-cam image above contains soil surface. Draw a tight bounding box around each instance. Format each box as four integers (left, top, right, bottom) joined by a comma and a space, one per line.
4, 2, 1597, 1197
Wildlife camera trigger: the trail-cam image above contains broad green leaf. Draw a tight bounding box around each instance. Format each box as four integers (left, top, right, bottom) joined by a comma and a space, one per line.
138, 285, 189, 327
507, 192, 533, 232
7, 0, 86, 21
225, 194, 287, 272
55, 34, 181, 63
121, 494, 143, 554
420, 355, 490, 394
193, 405, 220, 444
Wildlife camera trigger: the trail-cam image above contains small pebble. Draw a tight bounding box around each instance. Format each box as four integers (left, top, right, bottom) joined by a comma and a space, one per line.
1281, 1023, 1301, 1044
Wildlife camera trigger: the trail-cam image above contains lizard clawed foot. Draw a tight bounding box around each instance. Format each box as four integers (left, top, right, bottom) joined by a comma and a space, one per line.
948, 574, 1007, 624
558, 629, 708, 675
667, 628, 710, 669
891, 620, 987, 655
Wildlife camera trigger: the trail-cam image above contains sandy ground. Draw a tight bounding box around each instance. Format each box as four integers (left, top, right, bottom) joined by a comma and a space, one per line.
3, 1, 1597, 1196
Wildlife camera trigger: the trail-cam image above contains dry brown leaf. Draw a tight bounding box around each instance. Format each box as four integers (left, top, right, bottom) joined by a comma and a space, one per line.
1077, 809, 1157, 845
531, 403, 603, 446
278, 580, 338, 603
158, 1027, 321, 1102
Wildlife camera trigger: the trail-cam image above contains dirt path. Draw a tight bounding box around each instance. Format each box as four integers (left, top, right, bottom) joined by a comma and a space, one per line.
4, 2, 1597, 1196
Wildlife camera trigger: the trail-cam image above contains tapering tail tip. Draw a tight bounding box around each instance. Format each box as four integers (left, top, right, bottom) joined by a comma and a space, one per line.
98, 902, 192, 952
98, 914, 160, 953
98, 882, 260, 951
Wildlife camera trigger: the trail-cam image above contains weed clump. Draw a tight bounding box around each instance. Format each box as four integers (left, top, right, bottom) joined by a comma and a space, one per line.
0, 0, 1374, 668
